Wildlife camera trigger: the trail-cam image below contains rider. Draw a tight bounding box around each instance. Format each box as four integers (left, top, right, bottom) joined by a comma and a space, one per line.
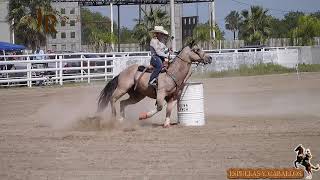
149, 26, 170, 88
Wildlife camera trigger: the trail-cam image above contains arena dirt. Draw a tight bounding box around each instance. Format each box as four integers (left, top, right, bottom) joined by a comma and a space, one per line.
1, 73, 320, 179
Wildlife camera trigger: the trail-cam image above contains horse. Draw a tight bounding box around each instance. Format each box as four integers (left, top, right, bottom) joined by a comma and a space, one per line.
97, 41, 212, 128
294, 145, 320, 179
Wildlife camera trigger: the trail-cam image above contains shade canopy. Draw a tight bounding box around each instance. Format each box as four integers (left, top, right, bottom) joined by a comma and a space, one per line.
0, 41, 26, 51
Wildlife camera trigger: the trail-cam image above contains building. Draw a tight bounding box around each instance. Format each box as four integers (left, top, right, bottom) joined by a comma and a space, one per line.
0, 0, 12, 43
182, 16, 198, 45
47, 2, 81, 52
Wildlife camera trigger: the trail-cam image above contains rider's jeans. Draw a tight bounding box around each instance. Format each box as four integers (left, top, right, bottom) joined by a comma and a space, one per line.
149, 55, 163, 83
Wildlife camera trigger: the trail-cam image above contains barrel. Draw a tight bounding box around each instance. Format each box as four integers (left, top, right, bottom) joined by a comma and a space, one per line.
177, 82, 205, 126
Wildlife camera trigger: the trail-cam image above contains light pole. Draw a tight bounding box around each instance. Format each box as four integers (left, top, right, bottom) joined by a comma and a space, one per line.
209, 0, 216, 40
110, 3, 114, 51
12, 19, 15, 44
170, 0, 176, 51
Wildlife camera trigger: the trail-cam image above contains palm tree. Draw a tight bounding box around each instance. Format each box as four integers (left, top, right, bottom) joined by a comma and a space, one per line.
225, 11, 241, 40
239, 6, 272, 45
192, 23, 224, 49
7, 0, 58, 50
133, 7, 170, 50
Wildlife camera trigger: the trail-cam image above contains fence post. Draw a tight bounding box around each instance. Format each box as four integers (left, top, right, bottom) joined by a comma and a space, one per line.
27, 55, 32, 87
87, 58, 90, 84
55, 55, 58, 84
104, 54, 107, 81
80, 54, 84, 82
59, 56, 63, 85
112, 54, 115, 78
296, 64, 301, 80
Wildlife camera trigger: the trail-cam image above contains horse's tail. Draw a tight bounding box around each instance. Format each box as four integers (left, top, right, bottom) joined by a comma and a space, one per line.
97, 75, 119, 112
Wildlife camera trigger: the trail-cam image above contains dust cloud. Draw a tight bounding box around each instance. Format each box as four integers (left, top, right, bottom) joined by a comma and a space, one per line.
32, 87, 166, 131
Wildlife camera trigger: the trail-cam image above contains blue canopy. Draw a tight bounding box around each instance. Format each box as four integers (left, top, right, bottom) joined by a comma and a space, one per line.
0, 41, 26, 51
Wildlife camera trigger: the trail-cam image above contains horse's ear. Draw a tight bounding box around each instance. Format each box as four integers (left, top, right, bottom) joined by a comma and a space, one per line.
189, 39, 197, 48
184, 38, 197, 48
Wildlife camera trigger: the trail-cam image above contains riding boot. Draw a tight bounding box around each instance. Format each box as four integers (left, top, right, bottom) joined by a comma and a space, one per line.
149, 78, 157, 89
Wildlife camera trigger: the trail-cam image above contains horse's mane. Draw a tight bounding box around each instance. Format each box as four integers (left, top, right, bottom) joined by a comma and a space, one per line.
175, 40, 197, 55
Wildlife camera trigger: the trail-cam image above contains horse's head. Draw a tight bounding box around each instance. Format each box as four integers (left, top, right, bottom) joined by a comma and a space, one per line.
294, 144, 304, 153
185, 40, 212, 65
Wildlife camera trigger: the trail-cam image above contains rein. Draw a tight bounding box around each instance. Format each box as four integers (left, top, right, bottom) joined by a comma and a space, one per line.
166, 51, 203, 93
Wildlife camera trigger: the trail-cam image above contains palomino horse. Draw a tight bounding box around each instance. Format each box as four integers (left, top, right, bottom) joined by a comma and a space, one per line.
97, 42, 212, 127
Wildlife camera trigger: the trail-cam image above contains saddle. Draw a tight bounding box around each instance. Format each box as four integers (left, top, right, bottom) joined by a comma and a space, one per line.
134, 62, 169, 91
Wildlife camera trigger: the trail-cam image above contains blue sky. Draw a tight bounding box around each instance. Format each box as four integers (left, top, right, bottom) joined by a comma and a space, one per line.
88, 0, 320, 39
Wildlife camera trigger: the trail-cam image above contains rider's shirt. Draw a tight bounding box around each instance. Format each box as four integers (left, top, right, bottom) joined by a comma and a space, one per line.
150, 37, 169, 58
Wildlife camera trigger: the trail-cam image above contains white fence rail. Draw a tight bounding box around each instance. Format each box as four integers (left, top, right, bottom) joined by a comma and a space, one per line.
0, 47, 306, 87
0, 52, 151, 87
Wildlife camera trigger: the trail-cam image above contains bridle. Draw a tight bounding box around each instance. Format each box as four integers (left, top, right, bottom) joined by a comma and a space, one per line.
174, 48, 206, 65
166, 48, 205, 88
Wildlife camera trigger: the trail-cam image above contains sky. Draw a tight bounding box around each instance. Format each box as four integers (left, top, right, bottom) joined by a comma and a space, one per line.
88, 0, 320, 40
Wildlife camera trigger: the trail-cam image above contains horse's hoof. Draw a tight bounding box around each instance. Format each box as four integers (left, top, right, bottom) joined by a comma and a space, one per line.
139, 112, 148, 120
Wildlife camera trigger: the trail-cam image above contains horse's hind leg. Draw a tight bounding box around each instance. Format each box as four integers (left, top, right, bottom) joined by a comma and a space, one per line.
110, 88, 127, 121
120, 92, 145, 121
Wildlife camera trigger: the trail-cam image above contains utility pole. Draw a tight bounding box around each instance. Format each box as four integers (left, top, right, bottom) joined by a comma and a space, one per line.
12, 19, 15, 44
196, 2, 198, 19
209, 0, 216, 40
170, 0, 176, 51
110, 3, 114, 51
117, 5, 120, 52
138, 4, 141, 24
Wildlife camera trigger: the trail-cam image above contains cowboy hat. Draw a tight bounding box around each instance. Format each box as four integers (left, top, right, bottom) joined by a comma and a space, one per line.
150, 26, 169, 35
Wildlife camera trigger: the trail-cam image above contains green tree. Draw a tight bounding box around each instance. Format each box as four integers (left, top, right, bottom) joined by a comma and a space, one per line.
87, 28, 117, 52
290, 15, 320, 46
283, 11, 305, 30
81, 8, 116, 45
225, 10, 241, 40
193, 24, 224, 42
7, 0, 57, 50
269, 11, 305, 39
191, 23, 224, 49
239, 6, 272, 45
269, 17, 287, 38
133, 7, 170, 50
120, 27, 137, 44
311, 11, 320, 19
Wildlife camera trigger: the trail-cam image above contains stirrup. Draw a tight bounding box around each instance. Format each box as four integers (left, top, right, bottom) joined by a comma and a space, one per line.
149, 78, 158, 89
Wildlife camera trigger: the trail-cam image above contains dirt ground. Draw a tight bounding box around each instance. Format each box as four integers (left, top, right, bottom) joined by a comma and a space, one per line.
1, 73, 320, 180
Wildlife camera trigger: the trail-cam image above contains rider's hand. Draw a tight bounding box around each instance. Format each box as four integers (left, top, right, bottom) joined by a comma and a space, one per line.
163, 60, 169, 68
164, 58, 169, 62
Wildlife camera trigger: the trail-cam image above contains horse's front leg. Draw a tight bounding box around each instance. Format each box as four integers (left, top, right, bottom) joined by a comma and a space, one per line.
163, 97, 176, 128
294, 160, 298, 168
139, 90, 166, 120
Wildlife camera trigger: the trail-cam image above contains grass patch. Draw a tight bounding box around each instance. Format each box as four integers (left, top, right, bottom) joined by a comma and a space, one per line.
209, 63, 320, 78
296, 63, 320, 72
